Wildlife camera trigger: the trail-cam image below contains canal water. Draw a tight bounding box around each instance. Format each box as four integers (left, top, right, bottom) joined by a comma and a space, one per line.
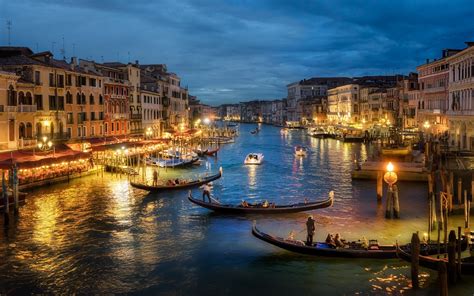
1, 123, 473, 295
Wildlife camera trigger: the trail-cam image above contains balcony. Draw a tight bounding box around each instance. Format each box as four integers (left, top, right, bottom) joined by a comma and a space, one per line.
113, 113, 127, 120
37, 132, 71, 142
18, 105, 37, 112
446, 110, 474, 116
130, 113, 142, 120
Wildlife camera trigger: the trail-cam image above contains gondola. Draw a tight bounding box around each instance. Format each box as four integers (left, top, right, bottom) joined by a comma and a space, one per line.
148, 157, 200, 168
252, 226, 468, 259
0, 191, 27, 210
396, 245, 474, 275
130, 167, 222, 192
194, 149, 208, 157
188, 191, 334, 214
205, 147, 219, 156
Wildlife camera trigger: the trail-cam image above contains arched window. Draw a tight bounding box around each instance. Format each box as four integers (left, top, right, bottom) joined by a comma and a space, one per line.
19, 122, 26, 139
89, 94, 94, 105
76, 93, 81, 105
7, 85, 16, 106
66, 91, 73, 104
81, 93, 86, 105
99, 95, 103, 104
36, 122, 42, 137
18, 91, 25, 105
26, 122, 33, 138
50, 122, 55, 137
25, 92, 32, 105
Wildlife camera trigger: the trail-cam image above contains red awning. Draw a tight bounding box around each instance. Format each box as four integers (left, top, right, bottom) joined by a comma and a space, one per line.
0, 144, 91, 169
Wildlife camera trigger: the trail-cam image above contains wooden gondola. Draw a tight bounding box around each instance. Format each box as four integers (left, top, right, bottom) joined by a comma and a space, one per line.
396, 245, 474, 275
0, 191, 27, 210
252, 226, 469, 259
188, 191, 334, 214
205, 147, 219, 156
194, 149, 208, 157
130, 167, 222, 192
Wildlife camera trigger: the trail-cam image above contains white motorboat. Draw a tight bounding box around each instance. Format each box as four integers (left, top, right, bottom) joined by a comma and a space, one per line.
244, 153, 264, 165
294, 145, 308, 156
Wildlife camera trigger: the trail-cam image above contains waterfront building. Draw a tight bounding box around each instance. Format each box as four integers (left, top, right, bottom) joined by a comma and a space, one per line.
0, 47, 108, 150
298, 96, 327, 125
286, 77, 352, 123
239, 100, 262, 122
221, 104, 241, 121
417, 50, 461, 134
270, 99, 285, 126
189, 95, 214, 124
446, 42, 474, 151
80, 60, 129, 137
327, 84, 360, 124
140, 64, 189, 130
140, 85, 162, 138
0, 71, 21, 150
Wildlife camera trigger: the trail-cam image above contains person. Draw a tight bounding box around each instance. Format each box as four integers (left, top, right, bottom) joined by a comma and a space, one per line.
334, 233, 345, 248
175, 178, 180, 185
325, 233, 336, 247
306, 216, 316, 246
262, 200, 269, 208
241, 200, 249, 207
202, 183, 211, 202
152, 170, 158, 186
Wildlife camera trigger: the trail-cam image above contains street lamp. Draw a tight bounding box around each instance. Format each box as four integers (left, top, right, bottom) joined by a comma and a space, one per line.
203, 118, 210, 125
384, 162, 400, 219
423, 121, 430, 130
37, 136, 53, 151
146, 127, 153, 139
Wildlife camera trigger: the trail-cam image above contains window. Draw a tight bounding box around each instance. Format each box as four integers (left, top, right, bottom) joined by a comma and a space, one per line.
49, 96, 57, 110
77, 113, 83, 124
99, 95, 103, 105
82, 126, 86, 137
89, 78, 96, 87
67, 127, 72, 137
89, 94, 95, 105
90, 112, 95, 120
99, 80, 102, 87
49, 73, 55, 87
66, 92, 73, 104
91, 126, 95, 136
66, 74, 72, 86
99, 112, 104, 120
99, 125, 103, 135
111, 122, 114, 131
77, 127, 81, 137
67, 113, 74, 124
58, 96, 64, 110
116, 122, 119, 131
57, 75, 64, 87
35, 71, 41, 85
104, 123, 107, 133
34, 95, 43, 110
76, 93, 81, 105
81, 94, 86, 105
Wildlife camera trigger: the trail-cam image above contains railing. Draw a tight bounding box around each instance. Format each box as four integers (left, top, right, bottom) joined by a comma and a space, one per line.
37, 132, 71, 141
19, 138, 37, 148
6, 106, 17, 112
113, 113, 127, 120
446, 110, 474, 116
130, 114, 142, 120
18, 105, 37, 112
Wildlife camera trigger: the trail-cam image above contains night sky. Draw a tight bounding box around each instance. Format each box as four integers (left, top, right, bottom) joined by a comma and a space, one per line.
1, 0, 473, 105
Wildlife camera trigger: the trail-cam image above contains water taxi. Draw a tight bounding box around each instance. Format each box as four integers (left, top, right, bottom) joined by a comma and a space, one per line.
244, 153, 264, 165
294, 145, 308, 156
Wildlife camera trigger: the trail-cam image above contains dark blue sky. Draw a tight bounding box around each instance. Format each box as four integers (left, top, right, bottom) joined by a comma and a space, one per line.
1, 0, 473, 105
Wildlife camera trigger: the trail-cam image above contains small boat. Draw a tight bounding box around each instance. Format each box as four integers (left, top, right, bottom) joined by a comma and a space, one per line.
244, 153, 264, 165
381, 146, 411, 156
130, 167, 223, 192
194, 148, 208, 157
205, 147, 220, 156
308, 127, 331, 138
250, 127, 260, 135
280, 128, 289, 135
294, 145, 308, 156
188, 191, 334, 214
252, 227, 468, 259
146, 157, 199, 168
0, 191, 27, 210
396, 245, 474, 275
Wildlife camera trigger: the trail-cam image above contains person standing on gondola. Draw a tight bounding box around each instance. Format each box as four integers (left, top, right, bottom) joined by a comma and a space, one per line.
152, 169, 158, 186
202, 183, 212, 202
306, 216, 316, 246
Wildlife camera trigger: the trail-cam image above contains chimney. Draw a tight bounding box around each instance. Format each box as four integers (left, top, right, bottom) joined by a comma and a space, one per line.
70, 57, 78, 69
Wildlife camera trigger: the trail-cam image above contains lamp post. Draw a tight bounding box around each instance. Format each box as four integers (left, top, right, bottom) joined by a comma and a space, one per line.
37, 136, 54, 156
384, 162, 400, 218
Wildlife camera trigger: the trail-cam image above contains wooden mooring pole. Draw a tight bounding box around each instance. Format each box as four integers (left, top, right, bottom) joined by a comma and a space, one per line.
377, 171, 383, 202
438, 261, 448, 296
2, 171, 9, 226
457, 177, 462, 204
393, 184, 400, 219
448, 230, 457, 284
411, 232, 420, 289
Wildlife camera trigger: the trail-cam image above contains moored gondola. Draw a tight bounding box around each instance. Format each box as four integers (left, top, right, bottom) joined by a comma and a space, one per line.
130, 167, 222, 192
0, 191, 27, 210
205, 147, 220, 156
396, 245, 474, 275
252, 225, 468, 259
188, 191, 334, 214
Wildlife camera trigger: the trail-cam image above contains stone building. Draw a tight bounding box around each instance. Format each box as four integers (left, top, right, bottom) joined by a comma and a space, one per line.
446, 42, 474, 151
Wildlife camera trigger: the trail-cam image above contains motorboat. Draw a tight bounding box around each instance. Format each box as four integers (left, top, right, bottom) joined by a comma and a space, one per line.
280, 128, 289, 135
244, 153, 264, 165
308, 127, 331, 138
294, 145, 308, 156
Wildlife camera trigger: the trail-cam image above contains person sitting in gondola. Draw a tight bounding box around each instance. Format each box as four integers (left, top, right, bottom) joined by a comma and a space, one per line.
334, 233, 345, 248
167, 179, 175, 186
175, 178, 180, 185
262, 200, 269, 208
325, 234, 336, 248
241, 200, 249, 207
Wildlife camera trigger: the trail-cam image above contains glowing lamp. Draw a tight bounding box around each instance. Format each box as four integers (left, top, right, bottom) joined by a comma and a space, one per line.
384, 162, 397, 186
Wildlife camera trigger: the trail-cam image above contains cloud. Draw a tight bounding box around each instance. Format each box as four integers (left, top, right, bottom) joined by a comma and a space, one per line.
1, 0, 473, 105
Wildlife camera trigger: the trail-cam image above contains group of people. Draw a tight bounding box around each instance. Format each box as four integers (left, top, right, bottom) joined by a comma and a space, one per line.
304, 215, 346, 248
239, 199, 274, 208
